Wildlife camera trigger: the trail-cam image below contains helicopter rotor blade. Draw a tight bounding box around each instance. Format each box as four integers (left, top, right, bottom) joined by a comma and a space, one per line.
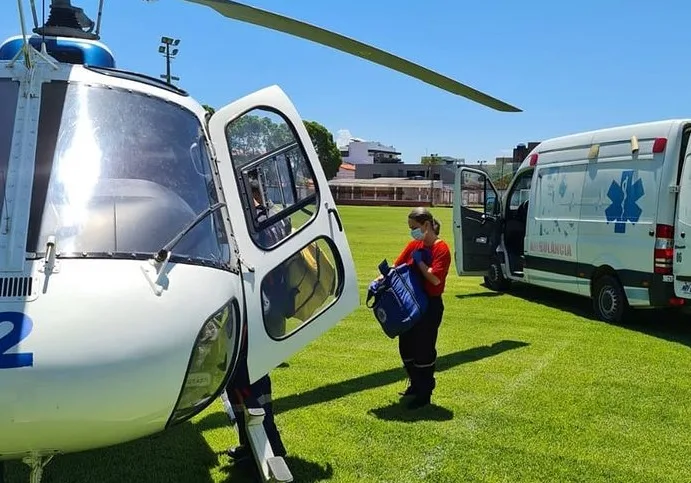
182, 0, 521, 112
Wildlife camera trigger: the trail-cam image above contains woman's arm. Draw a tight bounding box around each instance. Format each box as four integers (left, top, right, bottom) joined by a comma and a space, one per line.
415, 260, 441, 285
375, 243, 413, 281
414, 245, 451, 286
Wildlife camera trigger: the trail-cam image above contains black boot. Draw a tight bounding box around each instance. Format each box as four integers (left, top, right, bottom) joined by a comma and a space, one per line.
399, 361, 417, 397
407, 364, 435, 409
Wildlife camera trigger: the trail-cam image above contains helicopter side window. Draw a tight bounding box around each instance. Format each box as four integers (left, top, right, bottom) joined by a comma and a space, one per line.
0, 79, 19, 227
26, 81, 231, 269
261, 236, 341, 339
226, 107, 318, 250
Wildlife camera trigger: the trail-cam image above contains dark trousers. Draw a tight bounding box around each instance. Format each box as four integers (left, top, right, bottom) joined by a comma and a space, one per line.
228, 374, 287, 457
398, 296, 444, 395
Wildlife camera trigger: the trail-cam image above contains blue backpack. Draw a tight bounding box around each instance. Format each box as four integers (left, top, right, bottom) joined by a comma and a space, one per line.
366, 259, 429, 338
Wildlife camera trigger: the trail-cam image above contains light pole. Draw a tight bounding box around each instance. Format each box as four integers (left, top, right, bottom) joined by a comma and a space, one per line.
428, 153, 438, 206
158, 36, 180, 85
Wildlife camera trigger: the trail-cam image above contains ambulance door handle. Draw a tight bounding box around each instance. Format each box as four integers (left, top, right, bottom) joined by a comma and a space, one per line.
681, 232, 686, 239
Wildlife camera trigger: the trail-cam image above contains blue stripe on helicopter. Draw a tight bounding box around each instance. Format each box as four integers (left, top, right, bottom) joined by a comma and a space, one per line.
0, 35, 115, 68
0, 312, 34, 369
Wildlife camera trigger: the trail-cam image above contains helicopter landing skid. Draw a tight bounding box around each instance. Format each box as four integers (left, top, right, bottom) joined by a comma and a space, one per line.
220, 391, 292, 482
22, 454, 53, 483
244, 407, 293, 483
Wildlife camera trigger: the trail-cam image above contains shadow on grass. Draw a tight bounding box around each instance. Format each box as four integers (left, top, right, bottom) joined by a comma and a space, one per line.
221, 455, 333, 483
369, 401, 454, 422
455, 291, 503, 299
271, 339, 528, 415
494, 281, 691, 348
3, 421, 219, 483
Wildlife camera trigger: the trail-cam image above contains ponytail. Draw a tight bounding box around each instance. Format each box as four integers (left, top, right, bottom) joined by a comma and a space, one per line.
432, 218, 440, 235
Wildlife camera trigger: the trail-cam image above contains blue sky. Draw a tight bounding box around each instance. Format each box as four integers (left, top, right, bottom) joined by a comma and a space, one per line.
3, 0, 691, 165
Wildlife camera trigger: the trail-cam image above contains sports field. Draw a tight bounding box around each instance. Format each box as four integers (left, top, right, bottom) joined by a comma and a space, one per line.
6, 205, 691, 483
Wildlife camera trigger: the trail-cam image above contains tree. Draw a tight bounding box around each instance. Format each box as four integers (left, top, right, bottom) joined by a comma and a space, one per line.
303, 120, 342, 180
421, 154, 443, 165
202, 104, 215, 116
201, 107, 341, 180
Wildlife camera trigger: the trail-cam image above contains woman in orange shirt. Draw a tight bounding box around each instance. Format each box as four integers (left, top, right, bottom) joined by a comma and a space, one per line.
392, 207, 451, 409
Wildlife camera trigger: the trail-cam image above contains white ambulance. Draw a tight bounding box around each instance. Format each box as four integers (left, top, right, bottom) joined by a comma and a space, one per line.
453, 119, 691, 323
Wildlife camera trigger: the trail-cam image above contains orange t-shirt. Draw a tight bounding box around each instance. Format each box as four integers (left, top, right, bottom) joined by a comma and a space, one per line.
394, 239, 451, 297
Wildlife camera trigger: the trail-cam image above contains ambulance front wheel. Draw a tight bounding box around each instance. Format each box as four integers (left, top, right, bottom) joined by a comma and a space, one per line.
484, 259, 511, 292
592, 274, 629, 323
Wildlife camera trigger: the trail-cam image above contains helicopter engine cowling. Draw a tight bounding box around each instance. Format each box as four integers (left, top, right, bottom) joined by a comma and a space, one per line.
0, 259, 242, 460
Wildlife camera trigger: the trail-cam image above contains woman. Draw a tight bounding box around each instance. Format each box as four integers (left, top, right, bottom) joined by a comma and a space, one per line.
392, 207, 451, 409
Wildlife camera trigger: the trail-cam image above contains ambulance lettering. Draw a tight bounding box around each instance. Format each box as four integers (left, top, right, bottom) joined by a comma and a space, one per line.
530, 241, 574, 257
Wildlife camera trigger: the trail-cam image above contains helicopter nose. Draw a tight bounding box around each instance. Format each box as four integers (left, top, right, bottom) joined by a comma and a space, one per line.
0, 259, 241, 458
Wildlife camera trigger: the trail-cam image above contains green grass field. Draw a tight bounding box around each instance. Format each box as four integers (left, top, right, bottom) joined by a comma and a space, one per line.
7, 205, 691, 483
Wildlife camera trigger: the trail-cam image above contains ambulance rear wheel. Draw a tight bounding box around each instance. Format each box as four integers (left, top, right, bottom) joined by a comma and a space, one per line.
592, 274, 628, 323
484, 259, 511, 292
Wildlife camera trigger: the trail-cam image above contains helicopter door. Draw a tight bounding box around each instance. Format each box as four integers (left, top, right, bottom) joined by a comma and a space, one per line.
208, 85, 358, 383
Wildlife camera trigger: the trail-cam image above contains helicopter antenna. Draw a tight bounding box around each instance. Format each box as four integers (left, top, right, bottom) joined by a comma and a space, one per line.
15, 0, 32, 68
94, 0, 105, 37
29, 0, 40, 30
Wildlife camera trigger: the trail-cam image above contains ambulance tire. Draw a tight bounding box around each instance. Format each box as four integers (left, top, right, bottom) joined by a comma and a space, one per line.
592, 274, 629, 323
484, 259, 511, 292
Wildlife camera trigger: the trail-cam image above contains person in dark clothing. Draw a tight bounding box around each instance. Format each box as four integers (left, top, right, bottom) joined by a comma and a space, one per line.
225, 328, 287, 463
391, 207, 451, 409
225, 179, 291, 463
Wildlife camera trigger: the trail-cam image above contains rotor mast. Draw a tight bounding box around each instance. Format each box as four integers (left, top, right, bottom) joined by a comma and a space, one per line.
32, 0, 104, 40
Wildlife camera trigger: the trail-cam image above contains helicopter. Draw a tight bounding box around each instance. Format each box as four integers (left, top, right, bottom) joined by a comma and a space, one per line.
0, 1, 521, 482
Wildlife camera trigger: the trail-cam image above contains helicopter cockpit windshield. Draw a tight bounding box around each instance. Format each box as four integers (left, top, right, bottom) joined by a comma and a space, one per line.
26, 81, 230, 268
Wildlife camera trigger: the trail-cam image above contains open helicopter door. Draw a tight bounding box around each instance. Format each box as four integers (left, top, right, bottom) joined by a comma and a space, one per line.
208, 85, 358, 383
452, 166, 502, 275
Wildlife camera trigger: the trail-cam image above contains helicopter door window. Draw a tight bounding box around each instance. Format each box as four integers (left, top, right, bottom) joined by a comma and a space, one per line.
226, 107, 318, 250
0, 80, 19, 225
26, 81, 231, 269
261, 237, 342, 339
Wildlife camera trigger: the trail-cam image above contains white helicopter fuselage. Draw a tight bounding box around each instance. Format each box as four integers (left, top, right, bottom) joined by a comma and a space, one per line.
0, 48, 246, 459
0, 34, 359, 468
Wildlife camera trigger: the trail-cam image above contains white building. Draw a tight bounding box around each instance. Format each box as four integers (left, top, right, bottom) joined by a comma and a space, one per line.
339, 139, 402, 165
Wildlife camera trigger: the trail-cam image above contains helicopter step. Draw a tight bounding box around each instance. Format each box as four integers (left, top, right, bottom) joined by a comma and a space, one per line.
244, 407, 293, 483
221, 391, 291, 482
23, 454, 53, 483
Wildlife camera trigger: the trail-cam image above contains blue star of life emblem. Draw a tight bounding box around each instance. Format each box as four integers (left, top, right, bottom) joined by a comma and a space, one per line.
605, 170, 644, 233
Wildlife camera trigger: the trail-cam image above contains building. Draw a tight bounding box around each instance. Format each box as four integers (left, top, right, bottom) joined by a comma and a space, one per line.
421, 155, 466, 166
335, 162, 355, 179
355, 162, 456, 184
339, 139, 402, 165
513, 142, 541, 165
328, 177, 452, 206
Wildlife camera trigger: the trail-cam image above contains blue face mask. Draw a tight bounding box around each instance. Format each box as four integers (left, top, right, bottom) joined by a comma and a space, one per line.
410, 227, 424, 240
